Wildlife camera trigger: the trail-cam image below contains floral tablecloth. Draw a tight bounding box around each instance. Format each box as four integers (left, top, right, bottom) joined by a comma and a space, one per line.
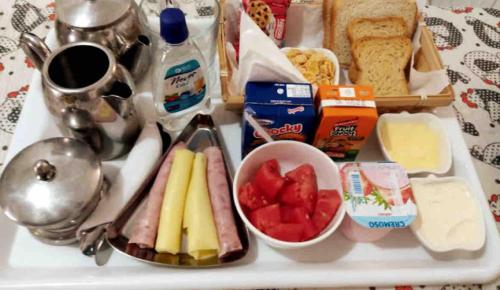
0, 0, 498, 289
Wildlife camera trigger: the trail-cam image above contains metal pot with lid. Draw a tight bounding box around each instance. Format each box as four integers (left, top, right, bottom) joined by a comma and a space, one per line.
0, 137, 106, 245
54, 0, 152, 80
18, 36, 141, 161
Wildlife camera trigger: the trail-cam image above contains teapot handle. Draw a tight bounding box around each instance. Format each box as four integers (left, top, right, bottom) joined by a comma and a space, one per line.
19, 32, 51, 71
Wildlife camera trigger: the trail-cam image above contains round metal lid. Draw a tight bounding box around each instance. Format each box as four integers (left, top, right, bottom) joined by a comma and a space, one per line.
0, 137, 102, 227
56, 0, 133, 28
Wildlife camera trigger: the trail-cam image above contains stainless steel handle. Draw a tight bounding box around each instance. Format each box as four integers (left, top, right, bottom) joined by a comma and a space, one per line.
78, 222, 114, 266
19, 32, 51, 71
79, 224, 106, 256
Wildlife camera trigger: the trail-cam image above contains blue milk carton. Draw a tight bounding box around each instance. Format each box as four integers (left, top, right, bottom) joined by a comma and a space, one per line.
242, 82, 316, 157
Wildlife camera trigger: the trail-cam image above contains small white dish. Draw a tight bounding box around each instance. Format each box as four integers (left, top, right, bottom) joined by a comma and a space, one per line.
409, 175, 486, 252
233, 141, 346, 249
281, 47, 340, 87
376, 112, 452, 175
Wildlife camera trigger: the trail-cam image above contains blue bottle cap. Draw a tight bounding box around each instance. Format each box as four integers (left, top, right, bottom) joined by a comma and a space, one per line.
160, 8, 189, 45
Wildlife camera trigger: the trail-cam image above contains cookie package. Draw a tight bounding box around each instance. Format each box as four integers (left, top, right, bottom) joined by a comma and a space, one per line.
243, 0, 291, 47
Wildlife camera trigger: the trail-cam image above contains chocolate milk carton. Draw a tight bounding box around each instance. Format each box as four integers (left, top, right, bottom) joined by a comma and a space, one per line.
242, 82, 316, 157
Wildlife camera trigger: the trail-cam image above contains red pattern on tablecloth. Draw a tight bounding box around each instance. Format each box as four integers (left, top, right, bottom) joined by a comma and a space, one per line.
0, 1, 497, 288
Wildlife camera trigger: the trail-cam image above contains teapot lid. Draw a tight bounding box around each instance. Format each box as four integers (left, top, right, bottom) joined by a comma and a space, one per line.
0, 138, 102, 227
56, 0, 133, 28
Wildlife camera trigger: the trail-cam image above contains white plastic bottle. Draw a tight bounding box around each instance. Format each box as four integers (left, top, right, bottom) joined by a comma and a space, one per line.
153, 8, 212, 131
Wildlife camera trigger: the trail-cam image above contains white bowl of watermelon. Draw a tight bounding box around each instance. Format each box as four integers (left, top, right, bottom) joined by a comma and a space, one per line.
234, 141, 346, 249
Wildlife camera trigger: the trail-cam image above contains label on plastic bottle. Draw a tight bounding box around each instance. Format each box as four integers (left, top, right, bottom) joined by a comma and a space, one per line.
162, 59, 206, 113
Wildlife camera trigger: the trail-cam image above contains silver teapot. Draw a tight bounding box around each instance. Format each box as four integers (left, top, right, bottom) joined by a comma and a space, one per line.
54, 0, 152, 80
19, 33, 140, 160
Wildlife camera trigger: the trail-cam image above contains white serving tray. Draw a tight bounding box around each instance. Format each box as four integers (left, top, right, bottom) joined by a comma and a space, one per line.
0, 31, 499, 289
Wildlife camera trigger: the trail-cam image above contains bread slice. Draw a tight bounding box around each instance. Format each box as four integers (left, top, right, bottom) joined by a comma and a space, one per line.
329, 0, 417, 66
348, 17, 409, 43
348, 62, 360, 83
351, 36, 412, 96
347, 17, 409, 83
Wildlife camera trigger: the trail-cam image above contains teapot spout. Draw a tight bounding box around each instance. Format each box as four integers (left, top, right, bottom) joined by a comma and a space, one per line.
102, 81, 134, 117
19, 32, 51, 71
118, 34, 152, 81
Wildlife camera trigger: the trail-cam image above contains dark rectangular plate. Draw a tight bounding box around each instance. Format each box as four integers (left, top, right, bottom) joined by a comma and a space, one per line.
107, 114, 250, 267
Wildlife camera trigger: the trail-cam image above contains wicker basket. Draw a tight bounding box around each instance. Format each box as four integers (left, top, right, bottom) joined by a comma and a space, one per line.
217, 3, 454, 111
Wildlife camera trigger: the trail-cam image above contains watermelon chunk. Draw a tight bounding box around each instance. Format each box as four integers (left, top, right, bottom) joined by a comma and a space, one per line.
254, 159, 285, 201
249, 203, 281, 232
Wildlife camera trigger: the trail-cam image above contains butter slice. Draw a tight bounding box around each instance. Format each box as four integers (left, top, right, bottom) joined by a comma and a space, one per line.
381, 122, 440, 171
183, 153, 220, 259
155, 149, 194, 254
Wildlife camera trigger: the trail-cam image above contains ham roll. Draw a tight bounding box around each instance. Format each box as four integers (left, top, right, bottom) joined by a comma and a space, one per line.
128, 142, 187, 248
204, 146, 242, 257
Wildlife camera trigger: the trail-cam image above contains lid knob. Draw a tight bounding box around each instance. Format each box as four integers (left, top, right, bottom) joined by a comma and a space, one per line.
33, 159, 56, 181
160, 8, 189, 45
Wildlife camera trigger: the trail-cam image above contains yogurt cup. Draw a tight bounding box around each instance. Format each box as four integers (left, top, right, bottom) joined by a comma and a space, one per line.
339, 162, 417, 242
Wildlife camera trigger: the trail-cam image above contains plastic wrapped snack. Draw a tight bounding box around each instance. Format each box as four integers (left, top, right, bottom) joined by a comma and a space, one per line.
242, 0, 291, 47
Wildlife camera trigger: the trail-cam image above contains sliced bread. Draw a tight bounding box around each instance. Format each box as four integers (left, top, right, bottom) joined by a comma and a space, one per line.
347, 17, 409, 83
329, 0, 417, 66
348, 61, 360, 83
351, 36, 412, 96
347, 17, 409, 43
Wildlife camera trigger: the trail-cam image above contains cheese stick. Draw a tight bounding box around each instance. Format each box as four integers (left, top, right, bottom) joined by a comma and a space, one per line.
155, 149, 194, 254
183, 153, 220, 259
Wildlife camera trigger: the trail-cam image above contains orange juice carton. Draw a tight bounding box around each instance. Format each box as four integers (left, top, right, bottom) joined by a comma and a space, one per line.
313, 85, 378, 161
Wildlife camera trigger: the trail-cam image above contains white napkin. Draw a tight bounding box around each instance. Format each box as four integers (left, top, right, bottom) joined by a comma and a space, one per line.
225, 42, 241, 96
409, 22, 449, 96
223, 0, 242, 45
77, 122, 163, 237
231, 12, 307, 95
221, 0, 242, 96
285, 0, 323, 47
